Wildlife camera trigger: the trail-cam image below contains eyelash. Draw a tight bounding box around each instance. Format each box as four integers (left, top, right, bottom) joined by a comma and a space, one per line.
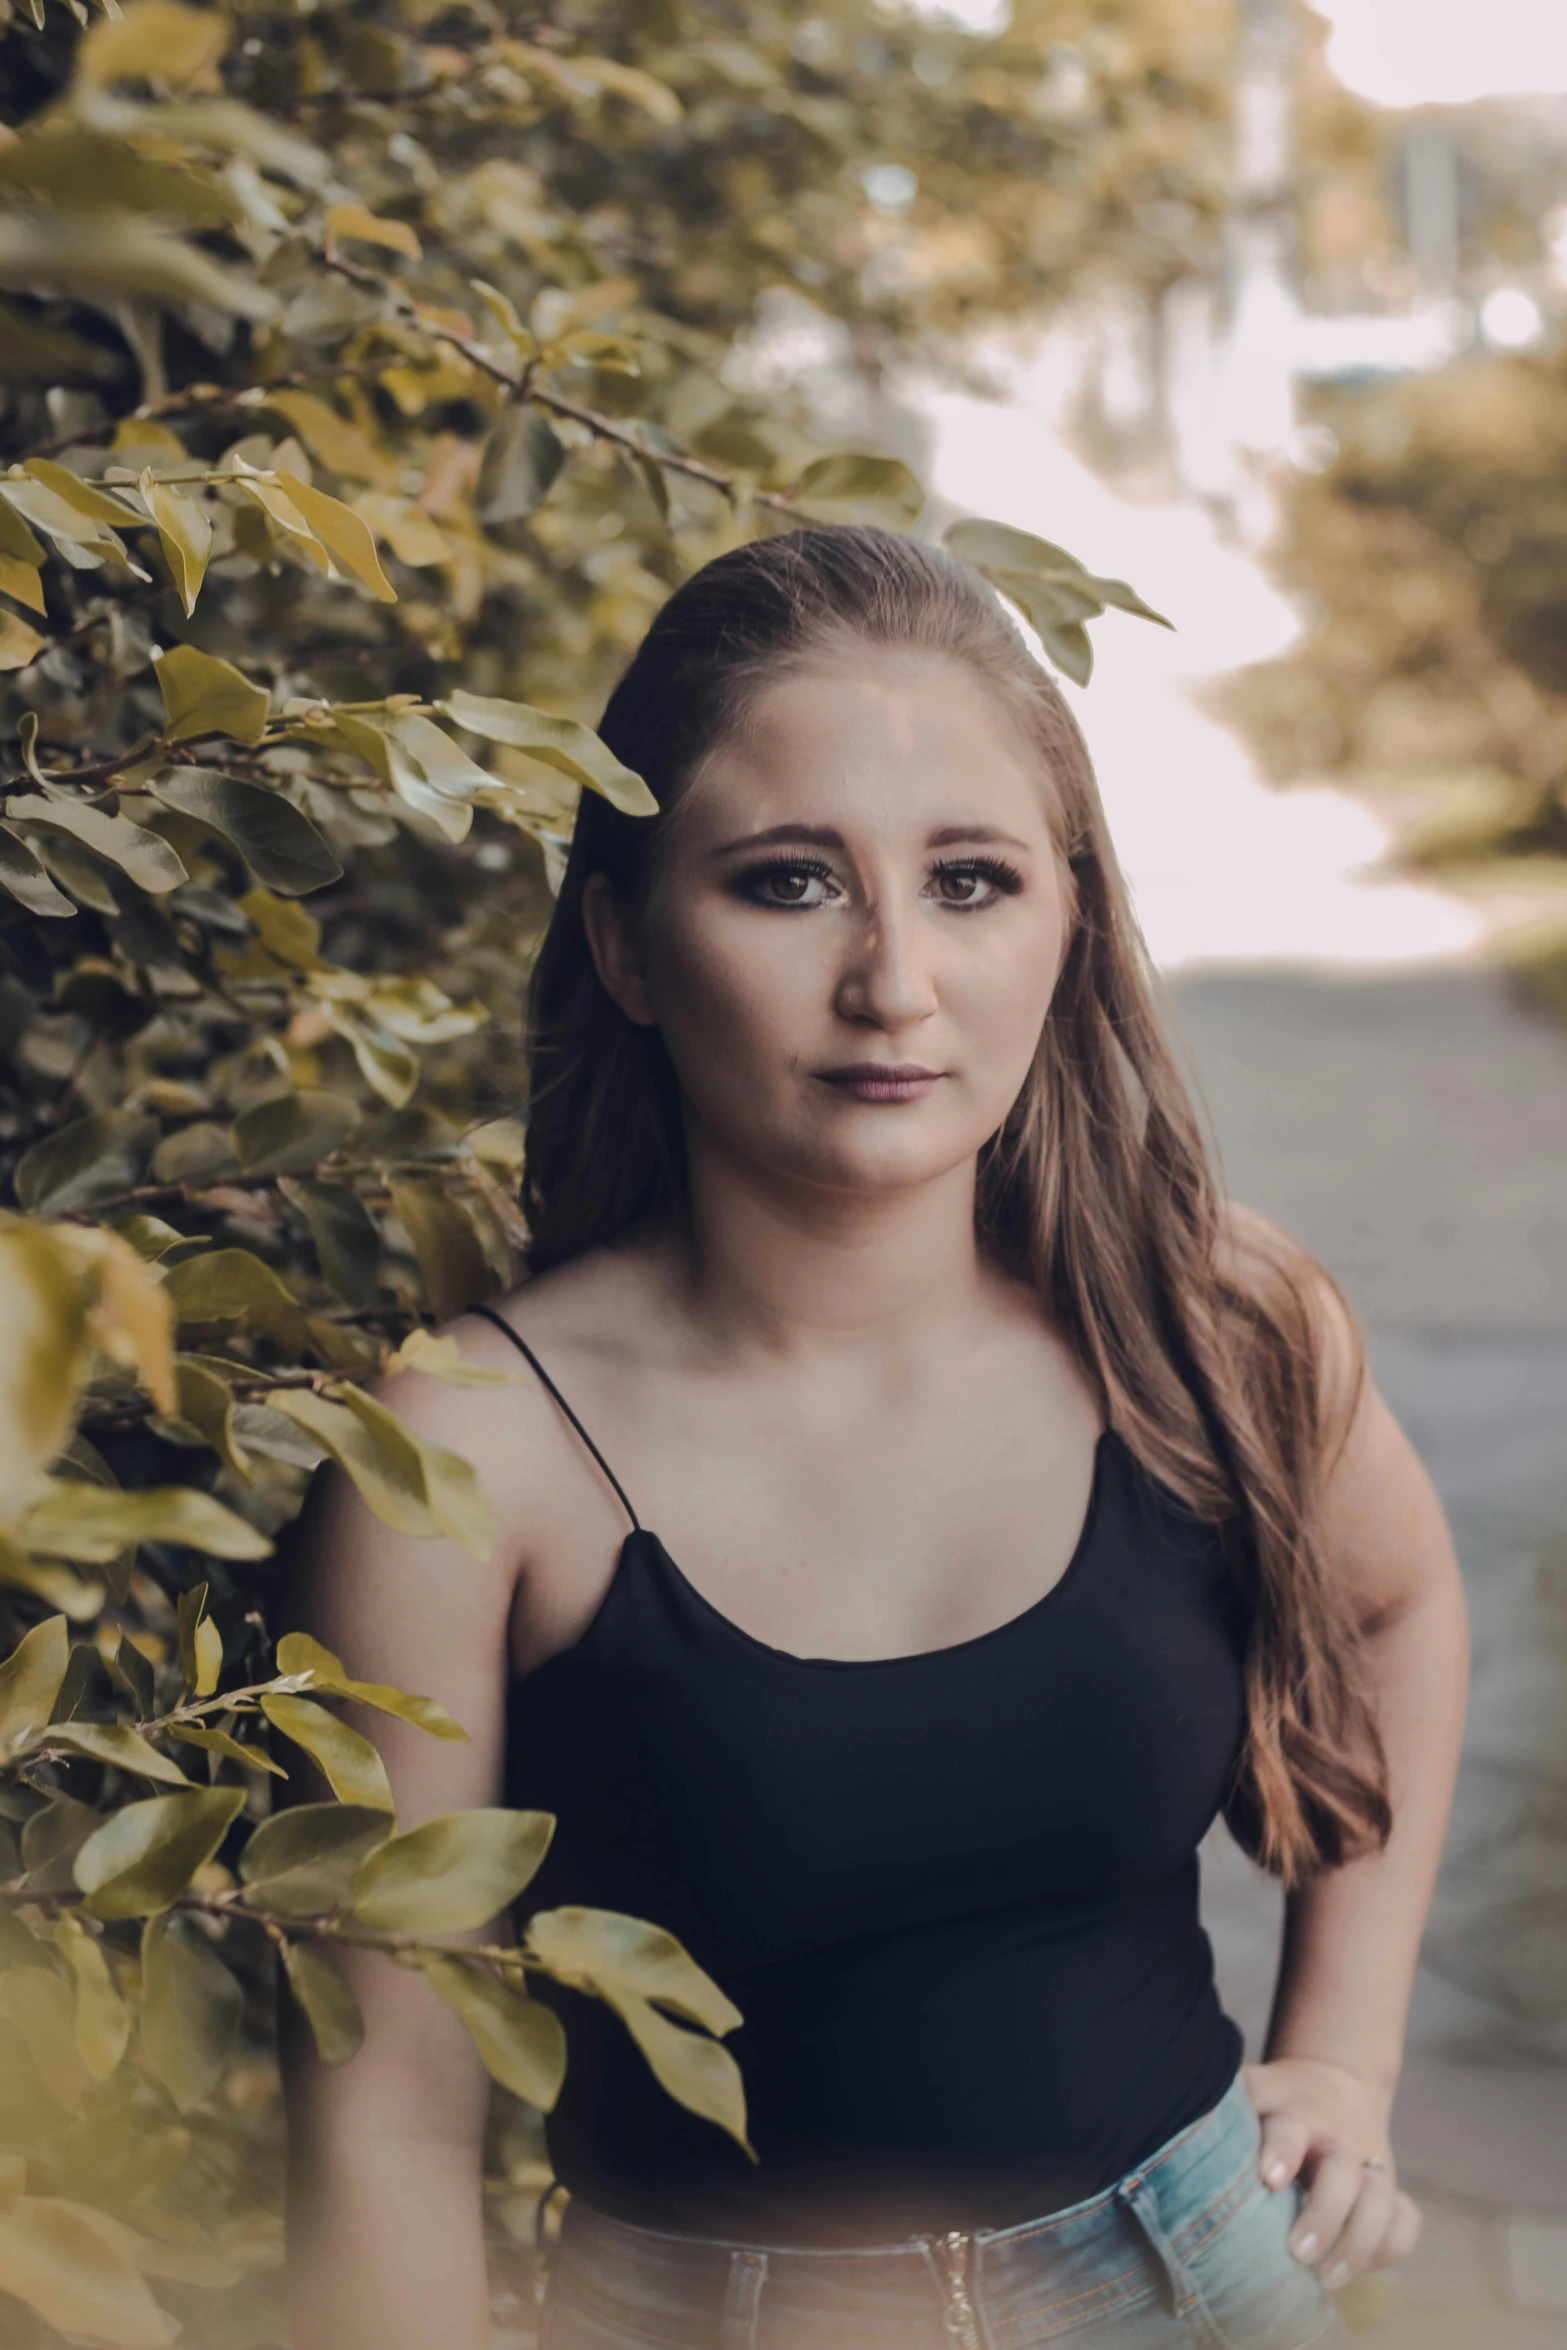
737, 854, 1025, 911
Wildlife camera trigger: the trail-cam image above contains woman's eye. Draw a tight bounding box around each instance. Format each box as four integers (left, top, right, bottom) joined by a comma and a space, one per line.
743, 862, 839, 908
927, 860, 1019, 909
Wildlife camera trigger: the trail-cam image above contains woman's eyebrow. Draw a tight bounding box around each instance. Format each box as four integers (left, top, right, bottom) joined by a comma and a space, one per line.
709, 823, 845, 856
926, 825, 1033, 852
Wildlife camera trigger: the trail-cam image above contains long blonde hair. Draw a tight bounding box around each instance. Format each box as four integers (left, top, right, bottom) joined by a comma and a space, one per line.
522, 523, 1390, 1884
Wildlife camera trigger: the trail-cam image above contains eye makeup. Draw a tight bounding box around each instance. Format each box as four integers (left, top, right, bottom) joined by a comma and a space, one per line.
732, 853, 1026, 912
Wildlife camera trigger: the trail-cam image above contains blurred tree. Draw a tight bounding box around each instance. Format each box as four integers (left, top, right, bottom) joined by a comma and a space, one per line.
0, 0, 1204, 2339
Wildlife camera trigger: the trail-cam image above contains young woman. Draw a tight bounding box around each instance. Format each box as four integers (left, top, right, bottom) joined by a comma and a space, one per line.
284, 526, 1468, 2350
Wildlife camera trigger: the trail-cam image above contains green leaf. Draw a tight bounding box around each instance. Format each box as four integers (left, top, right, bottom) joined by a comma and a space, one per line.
169, 1359, 250, 1482
350, 1809, 554, 1933
73, 1787, 246, 1919
22, 1479, 272, 1564
193, 1614, 223, 1700
138, 473, 211, 618
387, 1175, 495, 1323
476, 405, 566, 524
42, 1725, 192, 1787
0, 825, 75, 917
239, 1802, 394, 1917
154, 645, 271, 746
21, 1793, 102, 1894
439, 690, 656, 816
524, 1907, 742, 2038
943, 518, 1091, 576
162, 1248, 312, 1353
267, 1386, 494, 1560
274, 1630, 467, 1742
0, 2197, 179, 2349
277, 479, 397, 602
525, 1908, 749, 2153
987, 568, 1105, 631
259, 1693, 394, 1811
1038, 620, 1094, 687
0, 1616, 69, 1755
3, 797, 187, 893
140, 1913, 241, 2112
278, 1178, 380, 1307
13, 1111, 159, 1214
324, 1006, 420, 1106
279, 1938, 364, 2065
421, 1954, 565, 2108
167, 1722, 286, 1775
230, 1089, 360, 1177
146, 768, 341, 895
54, 1916, 130, 2080
338, 1385, 495, 1560
792, 452, 925, 529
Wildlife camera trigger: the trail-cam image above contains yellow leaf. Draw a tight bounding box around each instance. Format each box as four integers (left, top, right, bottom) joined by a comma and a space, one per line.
421, 1954, 565, 2107
21, 1479, 271, 1564
139, 1914, 241, 2111
350, 1809, 552, 1932
0, 1616, 69, 1755
385, 1328, 525, 1388
0, 1970, 90, 2112
22, 460, 142, 529
54, 1917, 130, 2080
0, 2197, 178, 2348
335, 1384, 495, 1561
193, 1613, 223, 1699
351, 491, 447, 567
0, 610, 44, 670
439, 690, 655, 816
74, 1788, 246, 1920
279, 1938, 363, 2064
154, 643, 270, 745
0, 552, 45, 614
262, 391, 391, 485
326, 203, 421, 259
138, 471, 210, 618
274, 1629, 468, 1741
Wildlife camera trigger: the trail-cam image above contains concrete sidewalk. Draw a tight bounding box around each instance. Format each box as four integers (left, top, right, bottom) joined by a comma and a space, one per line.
1171, 964, 1567, 2345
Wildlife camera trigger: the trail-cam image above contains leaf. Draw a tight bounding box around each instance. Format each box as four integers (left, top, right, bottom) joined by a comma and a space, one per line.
230, 1089, 360, 1176
0, 611, 44, 671
387, 1175, 495, 1322
385, 1328, 525, 1388
138, 473, 211, 618
147, 768, 341, 894
154, 645, 271, 746
78, 0, 230, 92
163, 1248, 312, 1353
0, 2197, 178, 2349
943, 518, 1092, 577
194, 1614, 223, 1700
279, 1938, 364, 2065
54, 1917, 130, 2080
421, 1954, 565, 2107
0, 1969, 90, 2111
0, 1616, 69, 1756
73, 1787, 246, 1919
42, 1725, 192, 1787
262, 392, 389, 485
987, 568, 1105, 632
476, 406, 566, 524
1038, 620, 1094, 687
168, 1359, 250, 1481
12, 1111, 158, 1215
278, 479, 397, 602
140, 1914, 242, 2112
525, 1907, 749, 2153
350, 1809, 554, 1933
22, 1480, 272, 1564
337, 1385, 494, 1561
239, 1801, 393, 1917
791, 453, 925, 529
0, 546, 45, 614
524, 1908, 743, 2039
326, 203, 421, 260
273, 1630, 467, 1742
3, 799, 187, 894
325, 1006, 421, 1105
259, 1693, 394, 1810
439, 691, 656, 816
278, 1178, 380, 1307
0, 825, 75, 917
168, 1722, 285, 1775
21, 1794, 103, 1893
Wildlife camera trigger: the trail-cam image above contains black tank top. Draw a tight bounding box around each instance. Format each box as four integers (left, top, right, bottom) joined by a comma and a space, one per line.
484, 1308, 1248, 2243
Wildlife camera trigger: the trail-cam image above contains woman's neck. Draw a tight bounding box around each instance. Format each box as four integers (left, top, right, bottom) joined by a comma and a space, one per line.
672, 1128, 1001, 1357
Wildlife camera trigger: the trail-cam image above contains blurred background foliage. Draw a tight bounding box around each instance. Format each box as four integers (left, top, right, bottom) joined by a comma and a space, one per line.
0, 0, 1222, 2339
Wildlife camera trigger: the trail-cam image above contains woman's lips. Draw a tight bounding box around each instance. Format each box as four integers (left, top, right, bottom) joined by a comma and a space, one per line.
816, 1063, 944, 1103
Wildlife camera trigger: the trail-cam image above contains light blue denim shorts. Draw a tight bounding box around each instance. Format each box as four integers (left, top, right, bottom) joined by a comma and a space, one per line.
542, 2073, 1346, 2350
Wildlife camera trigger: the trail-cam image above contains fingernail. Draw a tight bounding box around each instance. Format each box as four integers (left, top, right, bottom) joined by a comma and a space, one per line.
1291, 2232, 1318, 2263
1264, 2160, 1288, 2187
1325, 2263, 1349, 2292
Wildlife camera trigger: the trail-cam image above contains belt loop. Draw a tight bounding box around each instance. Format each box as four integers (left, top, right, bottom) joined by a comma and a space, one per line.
1116, 2172, 1200, 2323
721, 2247, 769, 2348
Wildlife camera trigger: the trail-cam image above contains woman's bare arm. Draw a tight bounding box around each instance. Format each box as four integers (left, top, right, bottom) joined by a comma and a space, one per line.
1245, 1321, 1470, 2289
279, 1370, 524, 2350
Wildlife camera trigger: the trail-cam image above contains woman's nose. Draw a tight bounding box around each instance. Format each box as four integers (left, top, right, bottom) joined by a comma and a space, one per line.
832, 900, 939, 1030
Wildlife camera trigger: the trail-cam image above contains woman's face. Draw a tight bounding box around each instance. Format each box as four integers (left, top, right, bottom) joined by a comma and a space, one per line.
586, 649, 1072, 1203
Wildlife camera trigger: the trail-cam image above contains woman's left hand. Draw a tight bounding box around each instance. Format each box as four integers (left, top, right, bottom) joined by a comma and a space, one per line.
1243, 2057, 1424, 2290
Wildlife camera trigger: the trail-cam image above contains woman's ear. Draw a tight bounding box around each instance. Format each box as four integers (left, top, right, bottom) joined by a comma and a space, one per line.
581, 872, 657, 1028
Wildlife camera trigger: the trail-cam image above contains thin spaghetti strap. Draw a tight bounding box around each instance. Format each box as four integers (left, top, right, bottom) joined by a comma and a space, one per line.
470, 1304, 641, 1533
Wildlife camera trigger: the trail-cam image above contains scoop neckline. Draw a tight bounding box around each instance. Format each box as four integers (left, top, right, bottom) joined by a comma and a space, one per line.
623, 1426, 1116, 1673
